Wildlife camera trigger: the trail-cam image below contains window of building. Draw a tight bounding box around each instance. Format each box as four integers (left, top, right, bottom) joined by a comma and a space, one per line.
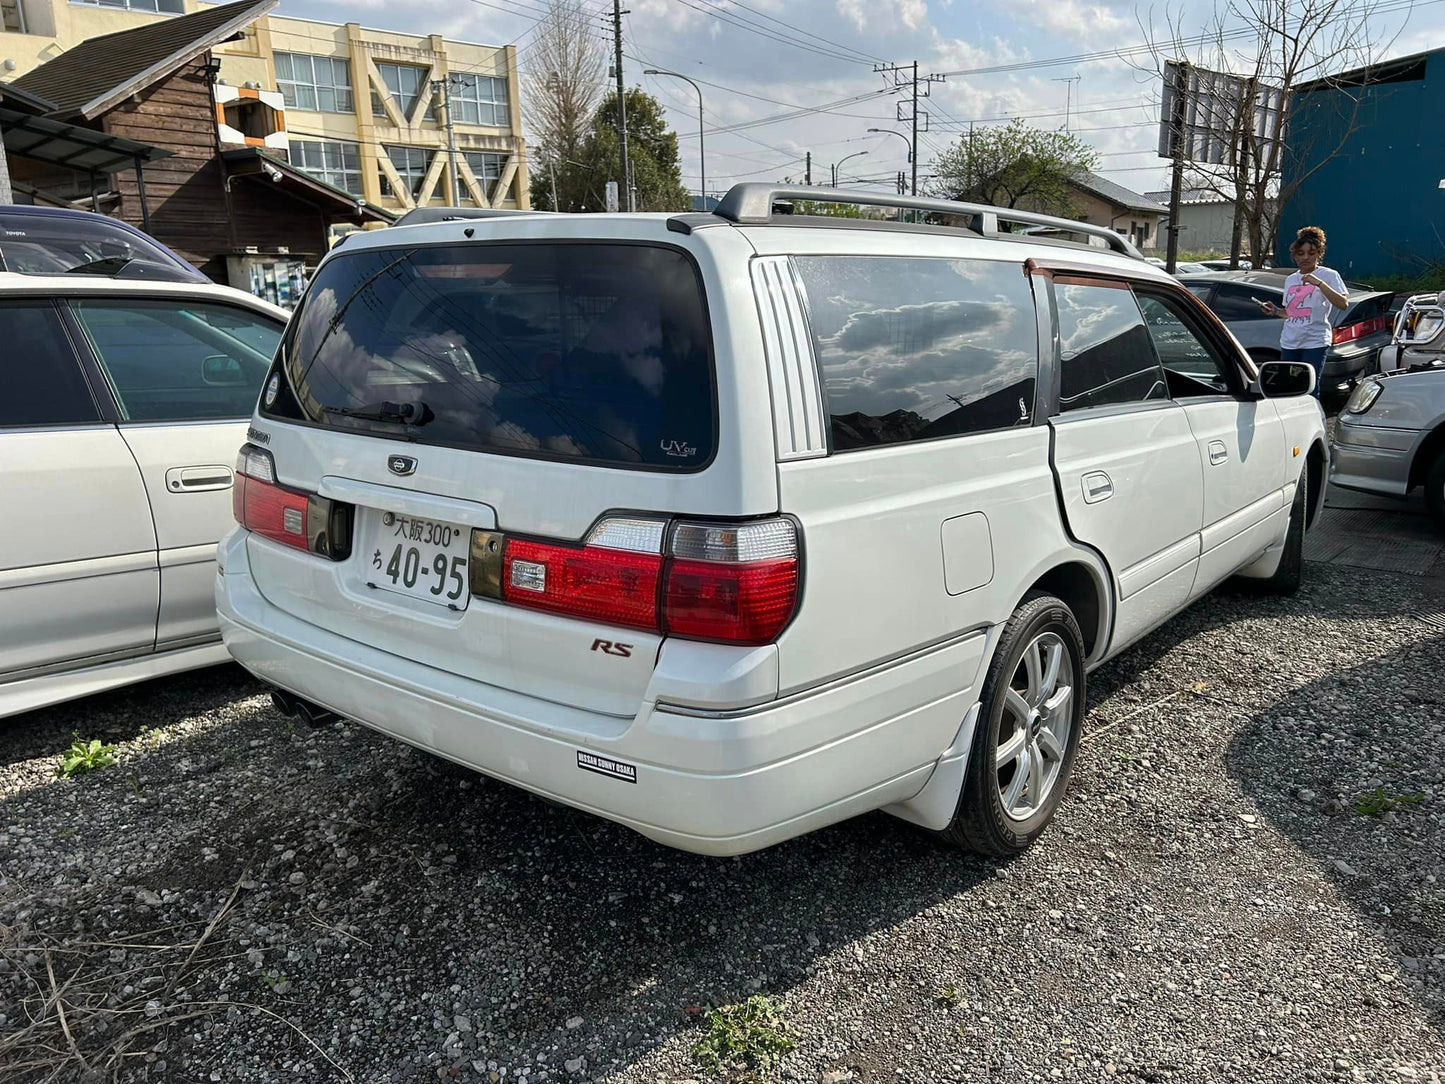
792, 255, 1040, 451
372, 62, 435, 122
448, 74, 509, 127
273, 52, 354, 114
1055, 280, 1168, 412
70, 0, 183, 13
460, 152, 506, 202
381, 145, 432, 200
289, 139, 364, 196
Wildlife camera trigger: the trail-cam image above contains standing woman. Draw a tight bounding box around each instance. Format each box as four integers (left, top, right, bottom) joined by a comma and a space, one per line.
1259, 226, 1348, 397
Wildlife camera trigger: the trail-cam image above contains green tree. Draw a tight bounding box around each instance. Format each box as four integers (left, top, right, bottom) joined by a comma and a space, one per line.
929, 120, 1098, 216
542, 89, 689, 213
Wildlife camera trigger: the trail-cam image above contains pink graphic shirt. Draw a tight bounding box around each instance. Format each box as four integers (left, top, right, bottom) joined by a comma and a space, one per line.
1279, 266, 1347, 350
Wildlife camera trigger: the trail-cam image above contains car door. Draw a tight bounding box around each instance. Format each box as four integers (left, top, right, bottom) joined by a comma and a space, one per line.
1045, 276, 1205, 656
1134, 289, 1288, 598
0, 298, 159, 680
66, 295, 285, 648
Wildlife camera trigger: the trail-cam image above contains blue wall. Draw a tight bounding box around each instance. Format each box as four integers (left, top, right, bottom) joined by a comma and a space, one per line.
1280, 51, 1445, 281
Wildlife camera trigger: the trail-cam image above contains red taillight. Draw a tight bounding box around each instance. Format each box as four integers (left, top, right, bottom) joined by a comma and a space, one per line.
1333, 315, 1388, 345
232, 444, 350, 559
503, 538, 662, 630
664, 558, 799, 644
486, 516, 802, 645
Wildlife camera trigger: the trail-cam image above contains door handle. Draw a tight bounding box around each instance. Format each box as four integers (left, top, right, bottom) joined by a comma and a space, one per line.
1208, 441, 1229, 466
165, 465, 233, 493
1081, 471, 1114, 504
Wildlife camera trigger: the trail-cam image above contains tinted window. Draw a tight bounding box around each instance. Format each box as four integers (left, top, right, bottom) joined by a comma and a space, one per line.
0, 302, 100, 427
275, 244, 715, 470
1136, 293, 1232, 395
1210, 284, 1274, 322
792, 256, 1038, 450
1055, 281, 1167, 412
0, 210, 203, 281
72, 300, 282, 422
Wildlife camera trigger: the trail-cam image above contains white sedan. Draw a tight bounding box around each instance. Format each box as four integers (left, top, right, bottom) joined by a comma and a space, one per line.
0, 274, 287, 718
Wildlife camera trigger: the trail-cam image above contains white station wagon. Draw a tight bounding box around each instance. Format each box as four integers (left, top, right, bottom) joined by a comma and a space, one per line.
1, 272, 285, 718
217, 186, 1326, 856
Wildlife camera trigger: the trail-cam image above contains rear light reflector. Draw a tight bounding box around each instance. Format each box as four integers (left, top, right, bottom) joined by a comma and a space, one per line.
232, 444, 352, 560
664, 557, 799, 644
503, 537, 663, 630
1333, 315, 1390, 345
482, 515, 801, 646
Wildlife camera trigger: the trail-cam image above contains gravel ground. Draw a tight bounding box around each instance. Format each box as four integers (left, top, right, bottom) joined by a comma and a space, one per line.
2, 560, 1444, 1084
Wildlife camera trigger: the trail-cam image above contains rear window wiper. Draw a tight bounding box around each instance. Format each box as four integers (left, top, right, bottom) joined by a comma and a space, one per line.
323, 400, 434, 426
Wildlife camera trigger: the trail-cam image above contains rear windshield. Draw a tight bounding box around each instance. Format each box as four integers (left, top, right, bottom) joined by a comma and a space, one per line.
0, 211, 201, 281
270, 242, 716, 470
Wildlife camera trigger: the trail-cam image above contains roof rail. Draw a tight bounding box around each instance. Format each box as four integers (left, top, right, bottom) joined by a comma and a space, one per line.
710, 183, 1143, 259
392, 206, 550, 227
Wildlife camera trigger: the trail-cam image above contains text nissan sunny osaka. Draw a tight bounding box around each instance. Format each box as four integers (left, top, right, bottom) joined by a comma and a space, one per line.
217, 185, 1326, 856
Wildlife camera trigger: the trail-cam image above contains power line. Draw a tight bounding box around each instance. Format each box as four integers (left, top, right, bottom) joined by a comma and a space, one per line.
661, 0, 875, 66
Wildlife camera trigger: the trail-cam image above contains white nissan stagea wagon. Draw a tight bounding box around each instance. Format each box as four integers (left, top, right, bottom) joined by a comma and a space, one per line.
217, 185, 1326, 857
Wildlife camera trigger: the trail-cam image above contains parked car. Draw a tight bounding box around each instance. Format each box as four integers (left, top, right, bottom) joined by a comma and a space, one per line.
1376, 291, 1445, 375
1197, 258, 1261, 271
1182, 271, 1396, 395
1174, 262, 1211, 276
1332, 368, 1445, 525
0, 205, 206, 282
217, 184, 1325, 858
0, 271, 287, 718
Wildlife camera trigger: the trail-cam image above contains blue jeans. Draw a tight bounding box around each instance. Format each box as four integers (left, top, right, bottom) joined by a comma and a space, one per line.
1280, 346, 1326, 399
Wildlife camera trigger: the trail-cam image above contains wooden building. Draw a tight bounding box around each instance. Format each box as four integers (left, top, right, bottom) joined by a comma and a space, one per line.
6, 0, 390, 296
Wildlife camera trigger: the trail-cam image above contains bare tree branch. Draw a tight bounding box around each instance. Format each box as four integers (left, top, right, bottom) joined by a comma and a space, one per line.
522, 0, 605, 211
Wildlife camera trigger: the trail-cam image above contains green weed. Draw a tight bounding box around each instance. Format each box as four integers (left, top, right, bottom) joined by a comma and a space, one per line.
691, 995, 795, 1075
1355, 786, 1424, 816
58, 738, 117, 779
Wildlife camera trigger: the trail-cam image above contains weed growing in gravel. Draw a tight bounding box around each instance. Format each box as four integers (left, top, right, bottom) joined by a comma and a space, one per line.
692, 995, 795, 1075
1355, 786, 1424, 815
57, 737, 117, 778
936, 982, 961, 1008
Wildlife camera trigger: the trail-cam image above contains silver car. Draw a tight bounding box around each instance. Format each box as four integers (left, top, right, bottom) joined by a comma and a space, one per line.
1183, 271, 1395, 395
1331, 369, 1445, 526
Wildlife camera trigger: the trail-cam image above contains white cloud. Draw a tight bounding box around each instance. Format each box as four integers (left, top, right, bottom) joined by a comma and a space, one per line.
1012, 0, 1127, 36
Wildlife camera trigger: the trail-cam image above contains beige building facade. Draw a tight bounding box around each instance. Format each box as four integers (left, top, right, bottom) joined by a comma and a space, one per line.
1, 0, 529, 214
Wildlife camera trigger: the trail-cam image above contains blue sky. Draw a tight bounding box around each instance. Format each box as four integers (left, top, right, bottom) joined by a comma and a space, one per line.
280, 0, 1442, 200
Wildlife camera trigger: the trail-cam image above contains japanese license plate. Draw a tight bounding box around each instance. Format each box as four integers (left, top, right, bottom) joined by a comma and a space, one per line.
365, 512, 470, 610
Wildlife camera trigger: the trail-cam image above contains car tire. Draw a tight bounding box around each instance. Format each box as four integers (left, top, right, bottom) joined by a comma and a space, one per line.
1259, 469, 1308, 595
939, 592, 1086, 857
1426, 452, 1445, 529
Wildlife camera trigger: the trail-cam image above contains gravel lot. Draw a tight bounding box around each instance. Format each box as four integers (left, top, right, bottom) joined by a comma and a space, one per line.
3, 556, 1444, 1084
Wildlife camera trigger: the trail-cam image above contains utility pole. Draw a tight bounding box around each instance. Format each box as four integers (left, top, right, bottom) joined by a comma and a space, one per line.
875, 61, 944, 221
805, 151, 811, 186
1164, 61, 1190, 274
432, 77, 461, 204
610, 0, 632, 211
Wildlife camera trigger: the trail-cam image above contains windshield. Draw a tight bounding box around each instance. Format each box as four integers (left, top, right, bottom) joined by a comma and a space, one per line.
268, 242, 716, 470
0, 211, 203, 281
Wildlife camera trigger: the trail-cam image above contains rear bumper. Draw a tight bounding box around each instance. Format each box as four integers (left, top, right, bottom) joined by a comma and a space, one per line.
216, 534, 986, 855
1329, 422, 1418, 497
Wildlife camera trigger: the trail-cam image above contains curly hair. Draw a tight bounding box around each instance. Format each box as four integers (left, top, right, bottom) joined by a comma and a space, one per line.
1291, 226, 1327, 255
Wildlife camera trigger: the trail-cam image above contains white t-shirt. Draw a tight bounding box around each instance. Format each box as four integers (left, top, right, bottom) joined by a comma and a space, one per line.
1279, 266, 1347, 350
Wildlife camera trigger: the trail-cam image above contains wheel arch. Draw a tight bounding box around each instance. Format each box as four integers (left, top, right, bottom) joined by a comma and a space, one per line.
1015, 554, 1112, 664
1306, 438, 1326, 527
1407, 421, 1445, 494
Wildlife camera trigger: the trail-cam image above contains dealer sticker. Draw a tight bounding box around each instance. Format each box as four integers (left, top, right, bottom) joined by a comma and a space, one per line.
577, 750, 637, 784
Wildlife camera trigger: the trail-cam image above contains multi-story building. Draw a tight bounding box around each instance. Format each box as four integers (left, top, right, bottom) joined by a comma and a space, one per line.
0, 0, 529, 214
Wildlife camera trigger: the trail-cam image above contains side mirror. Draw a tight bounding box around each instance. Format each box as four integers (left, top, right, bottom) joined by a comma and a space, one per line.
202, 354, 246, 386
1254, 360, 1316, 398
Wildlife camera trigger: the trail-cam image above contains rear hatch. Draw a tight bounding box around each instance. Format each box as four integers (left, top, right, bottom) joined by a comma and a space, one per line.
1333, 291, 1396, 350
239, 226, 781, 717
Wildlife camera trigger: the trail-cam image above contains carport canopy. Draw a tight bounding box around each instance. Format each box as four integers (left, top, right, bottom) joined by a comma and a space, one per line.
0, 106, 171, 175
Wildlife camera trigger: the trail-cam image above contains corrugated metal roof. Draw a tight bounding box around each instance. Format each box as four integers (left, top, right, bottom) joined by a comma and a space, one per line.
1143, 187, 1232, 206
12, 0, 275, 120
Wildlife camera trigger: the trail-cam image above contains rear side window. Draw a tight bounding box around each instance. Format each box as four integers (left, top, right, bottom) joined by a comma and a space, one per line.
1055, 281, 1167, 412
71, 300, 283, 422
274, 243, 715, 470
1210, 284, 1274, 322
792, 255, 1038, 451
0, 301, 100, 427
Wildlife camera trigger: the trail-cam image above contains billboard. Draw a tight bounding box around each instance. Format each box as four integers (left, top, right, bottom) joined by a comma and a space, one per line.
1158, 60, 1285, 166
